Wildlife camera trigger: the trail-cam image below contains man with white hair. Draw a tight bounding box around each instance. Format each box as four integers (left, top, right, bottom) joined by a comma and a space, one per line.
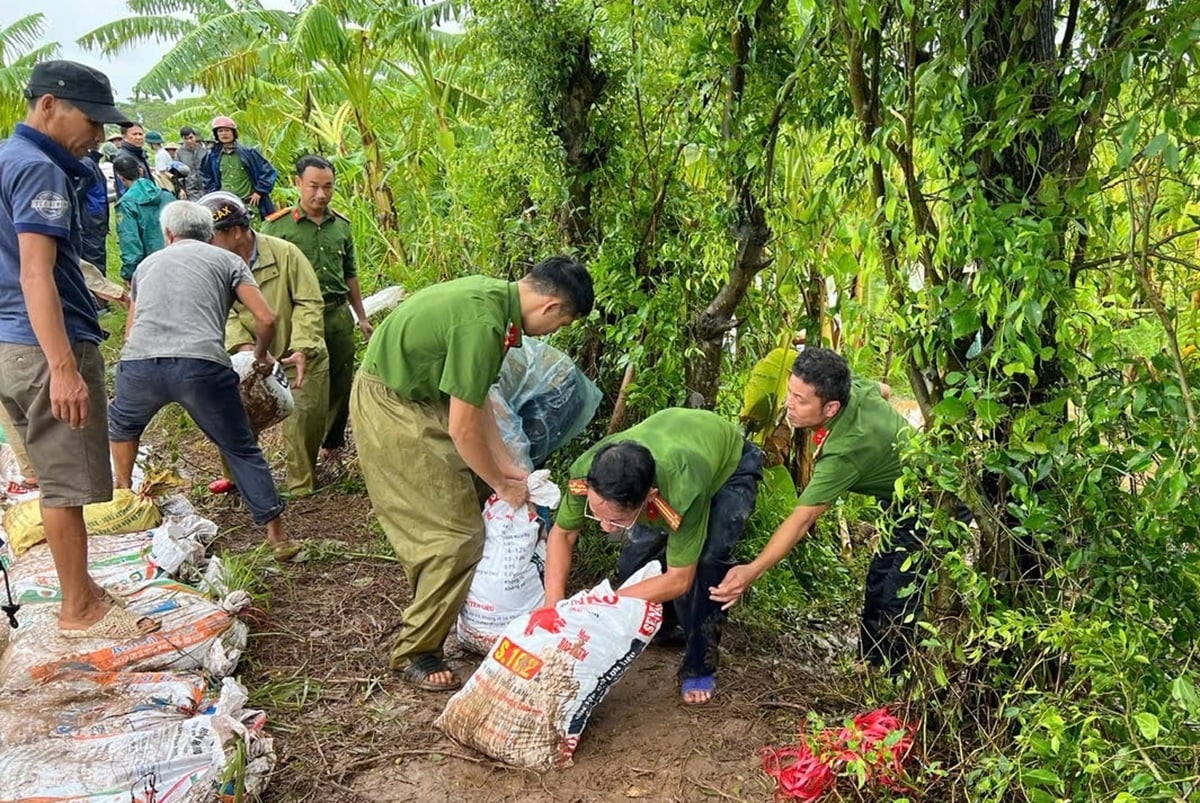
107, 200, 299, 560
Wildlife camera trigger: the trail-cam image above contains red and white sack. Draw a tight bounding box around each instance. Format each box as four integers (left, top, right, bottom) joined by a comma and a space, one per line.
230, 351, 294, 431
436, 562, 664, 770
0, 670, 209, 751
456, 470, 560, 654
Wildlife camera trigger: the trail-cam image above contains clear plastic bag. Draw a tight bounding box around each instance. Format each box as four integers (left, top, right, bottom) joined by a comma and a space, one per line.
490, 338, 602, 469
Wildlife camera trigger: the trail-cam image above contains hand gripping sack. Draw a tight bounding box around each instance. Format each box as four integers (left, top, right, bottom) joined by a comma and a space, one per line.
230, 351, 294, 432
436, 562, 664, 770
456, 470, 561, 654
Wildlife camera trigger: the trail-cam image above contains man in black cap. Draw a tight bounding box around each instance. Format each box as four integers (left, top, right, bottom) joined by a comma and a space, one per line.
0, 60, 159, 640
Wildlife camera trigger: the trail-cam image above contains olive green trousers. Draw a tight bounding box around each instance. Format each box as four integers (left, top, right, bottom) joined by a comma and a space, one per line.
322, 304, 355, 450
350, 371, 484, 668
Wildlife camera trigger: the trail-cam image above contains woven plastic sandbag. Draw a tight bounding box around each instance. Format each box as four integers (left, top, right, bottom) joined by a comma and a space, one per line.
230, 351, 294, 431
437, 562, 663, 770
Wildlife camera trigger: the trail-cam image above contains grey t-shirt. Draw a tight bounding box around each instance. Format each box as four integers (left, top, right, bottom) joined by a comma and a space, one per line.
122, 238, 257, 366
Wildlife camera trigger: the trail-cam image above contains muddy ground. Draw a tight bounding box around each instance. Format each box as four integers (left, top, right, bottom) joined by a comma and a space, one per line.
176, 431, 869, 803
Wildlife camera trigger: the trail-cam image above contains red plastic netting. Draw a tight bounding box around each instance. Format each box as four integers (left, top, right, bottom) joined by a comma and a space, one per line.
760, 707, 917, 801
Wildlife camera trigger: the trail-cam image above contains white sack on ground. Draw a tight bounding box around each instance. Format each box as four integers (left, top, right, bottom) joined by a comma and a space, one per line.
0, 669, 209, 751
437, 562, 664, 770
0, 676, 274, 802
0, 531, 248, 689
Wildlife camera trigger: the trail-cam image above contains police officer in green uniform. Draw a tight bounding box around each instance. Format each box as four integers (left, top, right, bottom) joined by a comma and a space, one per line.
543, 408, 763, 705
350, 257, 593, 691
262, 155, 371, 463
711, 347, 925, 669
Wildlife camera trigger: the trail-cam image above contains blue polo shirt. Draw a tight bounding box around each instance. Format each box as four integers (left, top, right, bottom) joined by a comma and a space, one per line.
0, 124, 103, 346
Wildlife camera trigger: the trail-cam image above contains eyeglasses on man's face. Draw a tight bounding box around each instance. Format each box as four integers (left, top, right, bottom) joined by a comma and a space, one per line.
583, 497, 645, 537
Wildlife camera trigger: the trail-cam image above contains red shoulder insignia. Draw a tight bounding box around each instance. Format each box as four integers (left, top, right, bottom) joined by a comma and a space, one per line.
264, 207, 291, 223
503, 323, 522, 351
568, 479, 589, 497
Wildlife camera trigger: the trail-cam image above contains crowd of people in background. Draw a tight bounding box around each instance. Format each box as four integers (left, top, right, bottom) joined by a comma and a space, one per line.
89, 114, 281, 282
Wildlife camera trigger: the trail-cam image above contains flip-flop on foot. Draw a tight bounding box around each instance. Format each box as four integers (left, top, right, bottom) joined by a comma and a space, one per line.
681, 674, 716, 705
60, 605, 160, 640
271, 541, 303, 562
397, 653, 461, 692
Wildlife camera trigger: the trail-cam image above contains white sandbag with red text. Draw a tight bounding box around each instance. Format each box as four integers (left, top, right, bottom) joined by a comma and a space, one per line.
456, 470, 560, 653
437, 561, 663, 770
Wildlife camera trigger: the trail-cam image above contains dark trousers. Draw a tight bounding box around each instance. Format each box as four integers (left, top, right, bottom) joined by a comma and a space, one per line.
859, 503, 974, 668
859, 509, 925, 668
616, 441, 764, 679
109, 357, 285, 525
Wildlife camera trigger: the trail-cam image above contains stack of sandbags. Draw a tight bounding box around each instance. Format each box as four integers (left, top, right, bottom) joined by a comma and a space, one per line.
0, 528, 249, 689
0, 489, 275, 798
0, 675, 273, 801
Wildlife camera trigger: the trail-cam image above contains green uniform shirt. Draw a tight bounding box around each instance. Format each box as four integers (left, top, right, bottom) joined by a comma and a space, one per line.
797, 377, 909, 507
219, 151, 253, 199
225, 233, 327, 358
556, 408, 745, 568
261, 207, 356, 302
361, 275, 521, 407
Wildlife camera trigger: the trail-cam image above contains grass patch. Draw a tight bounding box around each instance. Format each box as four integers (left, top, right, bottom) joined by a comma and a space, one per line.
245, 662, 328, 717
214, 543, 276, 609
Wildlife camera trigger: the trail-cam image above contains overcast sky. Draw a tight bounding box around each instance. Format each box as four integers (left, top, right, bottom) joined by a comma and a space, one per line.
20, 0, 291, 100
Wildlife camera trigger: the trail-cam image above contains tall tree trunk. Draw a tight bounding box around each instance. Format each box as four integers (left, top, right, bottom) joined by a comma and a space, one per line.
556, 36, 607, 249
687, 0, 786, 407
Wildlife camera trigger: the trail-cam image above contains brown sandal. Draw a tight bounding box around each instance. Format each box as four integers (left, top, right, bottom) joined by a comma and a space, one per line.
60, 605, 160, 640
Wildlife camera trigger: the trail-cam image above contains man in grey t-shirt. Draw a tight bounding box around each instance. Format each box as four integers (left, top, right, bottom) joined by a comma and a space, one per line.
120, 231, 255, 366
107, 200, 300, 561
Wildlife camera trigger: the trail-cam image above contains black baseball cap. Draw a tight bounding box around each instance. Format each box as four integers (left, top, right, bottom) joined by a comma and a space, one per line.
24, 60, 131, 126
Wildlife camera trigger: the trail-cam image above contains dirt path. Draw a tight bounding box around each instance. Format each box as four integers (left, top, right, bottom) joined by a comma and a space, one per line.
178, 434, 846, 802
